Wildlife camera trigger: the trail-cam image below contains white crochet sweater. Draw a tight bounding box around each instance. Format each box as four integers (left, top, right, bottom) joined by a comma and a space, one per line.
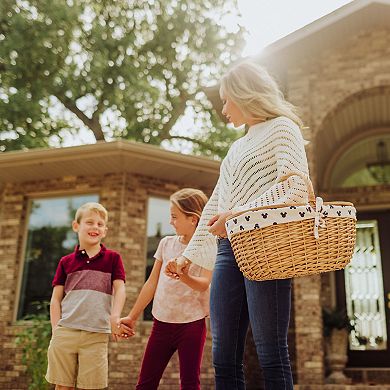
182, 116, 310, 270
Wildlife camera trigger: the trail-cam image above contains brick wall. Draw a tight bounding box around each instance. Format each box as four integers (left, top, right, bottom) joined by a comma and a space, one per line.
0, 172, 215, 389
281, 26, 390, 385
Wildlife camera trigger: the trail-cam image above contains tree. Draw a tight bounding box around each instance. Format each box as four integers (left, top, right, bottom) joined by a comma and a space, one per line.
0, 0, 244, 157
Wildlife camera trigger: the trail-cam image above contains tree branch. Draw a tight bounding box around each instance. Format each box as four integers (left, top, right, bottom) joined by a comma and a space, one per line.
160, 91, 196, 138
167, 134, 221, 154
55, 94, 105, 141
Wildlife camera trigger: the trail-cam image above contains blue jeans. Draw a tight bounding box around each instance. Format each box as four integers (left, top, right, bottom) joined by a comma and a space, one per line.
210, 238, 293, 390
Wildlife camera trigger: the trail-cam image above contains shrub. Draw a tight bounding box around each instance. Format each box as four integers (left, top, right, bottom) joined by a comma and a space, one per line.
16, 302, 52, 390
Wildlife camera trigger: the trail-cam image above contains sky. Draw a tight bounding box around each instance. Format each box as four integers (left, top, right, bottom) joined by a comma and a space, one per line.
62, 0, 354, 147
237, 0, 353, 57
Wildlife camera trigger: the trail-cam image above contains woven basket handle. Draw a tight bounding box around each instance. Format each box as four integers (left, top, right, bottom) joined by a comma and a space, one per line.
278, 171, 316, 203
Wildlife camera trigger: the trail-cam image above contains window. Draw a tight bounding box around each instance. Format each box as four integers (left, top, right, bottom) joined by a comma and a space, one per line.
17, 194, 98, 320
345, 221, 387, 350
144, 197, 175, 320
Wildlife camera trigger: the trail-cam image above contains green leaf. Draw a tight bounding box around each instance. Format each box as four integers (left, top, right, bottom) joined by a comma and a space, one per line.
0, 0, 244, 158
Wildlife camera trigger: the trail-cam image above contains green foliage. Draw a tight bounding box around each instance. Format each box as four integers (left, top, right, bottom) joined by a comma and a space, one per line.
322, 307, 354, 337
16, 302, 52, 390
1, 0, 244, 157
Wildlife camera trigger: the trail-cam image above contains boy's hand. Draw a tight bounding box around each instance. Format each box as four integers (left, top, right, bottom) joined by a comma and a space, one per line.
110, 315, 124, 342
119, 316, 136, 338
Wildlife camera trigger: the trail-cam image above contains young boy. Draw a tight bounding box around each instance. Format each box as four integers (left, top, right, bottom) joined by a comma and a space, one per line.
45, 202, 128, 390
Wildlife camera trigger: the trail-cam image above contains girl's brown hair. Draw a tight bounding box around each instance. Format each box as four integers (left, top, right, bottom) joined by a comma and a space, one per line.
170, 188, 208, 225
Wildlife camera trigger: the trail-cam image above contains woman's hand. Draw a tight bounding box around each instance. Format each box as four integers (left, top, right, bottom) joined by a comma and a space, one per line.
207, 211, 232, 238
165, 259, 179, 279
165, 256, 191, 277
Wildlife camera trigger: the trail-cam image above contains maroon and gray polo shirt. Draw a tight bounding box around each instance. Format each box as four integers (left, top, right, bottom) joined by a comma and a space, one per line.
52, 244, 126, 333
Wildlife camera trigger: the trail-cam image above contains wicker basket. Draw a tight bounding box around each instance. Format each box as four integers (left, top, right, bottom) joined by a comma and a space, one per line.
226, 172, 357, 281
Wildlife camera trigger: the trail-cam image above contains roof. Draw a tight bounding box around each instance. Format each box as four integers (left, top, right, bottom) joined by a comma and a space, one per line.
258, 0, 390, 65
0, 140, 220, 187
207, 0, 390, 114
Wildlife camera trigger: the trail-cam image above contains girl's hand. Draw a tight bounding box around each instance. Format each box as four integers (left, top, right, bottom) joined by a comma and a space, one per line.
165, 256, 191, 277
118, 316, 136, 338
207, 211, 232, 238
165, 259, 180, 279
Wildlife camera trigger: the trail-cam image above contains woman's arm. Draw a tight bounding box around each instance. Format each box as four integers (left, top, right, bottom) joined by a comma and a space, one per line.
180, 179, 221, 270
178, 267, 212, 292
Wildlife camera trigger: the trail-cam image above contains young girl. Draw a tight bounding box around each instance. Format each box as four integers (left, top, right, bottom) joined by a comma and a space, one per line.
120, 188, 212, 390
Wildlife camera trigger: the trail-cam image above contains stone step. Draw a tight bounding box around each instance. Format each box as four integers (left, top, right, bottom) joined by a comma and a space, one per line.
345, 367, 390, 385
295, 386, 390, 390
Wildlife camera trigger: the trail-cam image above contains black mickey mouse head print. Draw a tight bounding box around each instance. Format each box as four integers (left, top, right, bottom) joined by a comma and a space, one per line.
290, 206, 297, 209
233, 219, 238, 224
337, 211, 341, 216
240, 225, 245, 231
299, 212, 305, 217
254, 224, 260, 229
245, 215, 250, 221
281, 212, 287, 218
262, 213, 268, 218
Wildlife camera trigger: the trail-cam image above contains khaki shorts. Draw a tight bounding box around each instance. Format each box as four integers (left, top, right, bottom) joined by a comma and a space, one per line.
45, 326, 109, 389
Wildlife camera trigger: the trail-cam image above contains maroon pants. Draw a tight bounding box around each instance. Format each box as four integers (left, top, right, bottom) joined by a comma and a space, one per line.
136, 318, 207, 390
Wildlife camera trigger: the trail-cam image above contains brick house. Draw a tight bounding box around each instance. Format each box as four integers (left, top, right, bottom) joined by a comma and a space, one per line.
1, 0, 390, 389
0, 141, 219, 389
207, 0, 390, 387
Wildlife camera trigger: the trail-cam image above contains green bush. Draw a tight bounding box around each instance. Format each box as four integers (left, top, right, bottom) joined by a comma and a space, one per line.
16, 302, 52, 390
322, 307, 354, 337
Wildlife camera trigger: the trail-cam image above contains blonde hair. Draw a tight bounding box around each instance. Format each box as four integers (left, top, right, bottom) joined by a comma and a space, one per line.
220, 61, 303, 128
75, 202, 108, 223
170, 188, 208, 225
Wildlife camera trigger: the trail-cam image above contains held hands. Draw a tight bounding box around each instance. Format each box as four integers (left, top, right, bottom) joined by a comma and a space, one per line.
165, 256, 191, 279
110, 315, 131, 342
117, 316, 136, 340
207, 211, 232, 238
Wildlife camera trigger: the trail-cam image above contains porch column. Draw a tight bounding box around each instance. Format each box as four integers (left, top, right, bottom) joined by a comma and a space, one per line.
293, 274, 324, 384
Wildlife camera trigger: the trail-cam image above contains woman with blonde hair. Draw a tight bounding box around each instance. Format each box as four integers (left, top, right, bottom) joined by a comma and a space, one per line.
166, 61, 310, 389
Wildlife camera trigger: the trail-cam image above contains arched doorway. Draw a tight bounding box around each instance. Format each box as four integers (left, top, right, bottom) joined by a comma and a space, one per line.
315, 85, 390, 190
316, 86, 390, 368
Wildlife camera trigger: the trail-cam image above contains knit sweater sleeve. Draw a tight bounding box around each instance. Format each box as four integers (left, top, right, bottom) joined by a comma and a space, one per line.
181, 178, 219, 270
232, 119, 310, 213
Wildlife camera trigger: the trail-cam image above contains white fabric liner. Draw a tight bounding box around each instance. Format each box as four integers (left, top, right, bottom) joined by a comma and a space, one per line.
226, 197, 356, 240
